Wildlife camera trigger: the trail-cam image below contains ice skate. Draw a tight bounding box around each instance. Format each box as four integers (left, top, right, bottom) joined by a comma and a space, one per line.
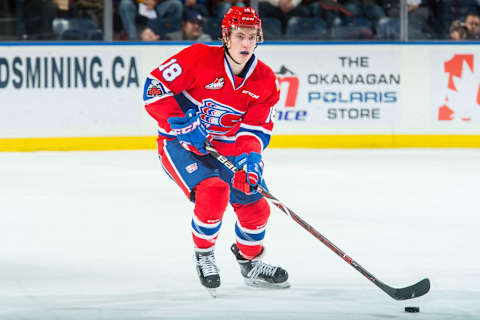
194, 247, 220, 297
231, 243, 290, 289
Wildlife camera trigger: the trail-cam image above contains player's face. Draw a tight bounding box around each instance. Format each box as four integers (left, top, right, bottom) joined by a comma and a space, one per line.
227, 27, 258, 65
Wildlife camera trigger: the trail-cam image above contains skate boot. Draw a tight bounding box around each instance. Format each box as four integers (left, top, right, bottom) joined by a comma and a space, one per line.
231, 243, 290, 289
194, 247, 220, 297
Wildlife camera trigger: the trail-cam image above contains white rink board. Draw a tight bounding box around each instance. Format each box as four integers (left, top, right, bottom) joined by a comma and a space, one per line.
1, 43, 480, 139
0, 45, 151, 138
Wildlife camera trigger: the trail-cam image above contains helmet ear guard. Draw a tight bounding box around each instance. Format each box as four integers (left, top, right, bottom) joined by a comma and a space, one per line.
221, 6, 263, 45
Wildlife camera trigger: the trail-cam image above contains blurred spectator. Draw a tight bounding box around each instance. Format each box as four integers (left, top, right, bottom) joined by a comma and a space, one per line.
75, 0, 103, 28
113, 0, 127, 39
307, 0, 352, 29
139, 7, 173, 41
214, 0, 247, 18
464, 12, 480, 39
342, 0, 384, 26
136, 0, 159, 26
19, 0, 106, 40
119, 0, 182, 40
405, 0, 434, 37
1, 0, 15, 39
383, 0, 431, 19
449, 19, 468, 40
140, 8, 211, 41
165, 8, 212, 40
258, 0, 310, 34
20, 0, 67, 39
434, 0, 478, 39
54, 0, 79, 18
182, 0, 209, 17
140, 24, 162, 40
381, 0, 435, 38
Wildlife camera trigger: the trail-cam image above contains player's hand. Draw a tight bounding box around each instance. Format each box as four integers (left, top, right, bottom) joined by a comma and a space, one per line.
168, 109, 212, 155
232, 152, 263, 194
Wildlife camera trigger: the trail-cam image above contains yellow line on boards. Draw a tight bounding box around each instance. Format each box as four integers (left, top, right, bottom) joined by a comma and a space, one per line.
0, 136, 157, 152
1, 135, 480, 152
269, 134, 480, 148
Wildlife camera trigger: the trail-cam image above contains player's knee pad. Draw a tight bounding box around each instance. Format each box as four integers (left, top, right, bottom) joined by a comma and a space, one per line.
194, 177, 230, 223
232, 198, 270, 229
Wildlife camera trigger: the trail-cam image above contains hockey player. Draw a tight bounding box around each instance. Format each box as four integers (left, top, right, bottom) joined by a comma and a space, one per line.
143, 6, 289, 294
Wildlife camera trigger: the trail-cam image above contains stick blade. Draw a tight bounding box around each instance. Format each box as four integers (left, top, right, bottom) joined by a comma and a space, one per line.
378, 278, 430, 300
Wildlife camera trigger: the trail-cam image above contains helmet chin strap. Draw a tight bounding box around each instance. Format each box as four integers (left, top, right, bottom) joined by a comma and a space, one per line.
225, 46, 243, 65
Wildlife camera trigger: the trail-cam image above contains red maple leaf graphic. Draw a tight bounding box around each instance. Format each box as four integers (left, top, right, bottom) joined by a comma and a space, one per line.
438, 104, 454, 121
444, 54, 474, 91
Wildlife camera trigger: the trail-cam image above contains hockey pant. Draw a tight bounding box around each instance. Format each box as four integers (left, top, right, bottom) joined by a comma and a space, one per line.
158, 138, 270, 259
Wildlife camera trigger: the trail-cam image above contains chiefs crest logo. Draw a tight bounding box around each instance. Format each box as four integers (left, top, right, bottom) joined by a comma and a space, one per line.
199, 99, 244, 134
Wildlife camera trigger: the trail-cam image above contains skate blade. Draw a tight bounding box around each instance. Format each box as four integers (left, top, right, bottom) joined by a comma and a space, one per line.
207, 288, 217, 298
244, 279, 290, 289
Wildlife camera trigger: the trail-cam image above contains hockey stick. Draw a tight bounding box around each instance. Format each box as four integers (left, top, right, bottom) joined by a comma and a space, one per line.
206, 145, 430, 300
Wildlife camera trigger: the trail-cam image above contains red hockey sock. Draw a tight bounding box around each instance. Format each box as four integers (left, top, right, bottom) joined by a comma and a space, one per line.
192, 177, 229, 249
232, 198, 270, 259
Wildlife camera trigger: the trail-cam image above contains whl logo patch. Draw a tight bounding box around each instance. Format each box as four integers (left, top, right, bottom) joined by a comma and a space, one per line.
205, 77, 224, 90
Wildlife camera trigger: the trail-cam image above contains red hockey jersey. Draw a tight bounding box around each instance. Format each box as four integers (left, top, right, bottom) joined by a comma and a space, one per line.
143, 43, 280, 156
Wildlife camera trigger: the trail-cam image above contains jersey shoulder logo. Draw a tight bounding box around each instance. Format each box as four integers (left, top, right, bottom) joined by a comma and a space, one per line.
143, 77, 169, 103
199, 99, 244, 134
205, 77, 224, 90
145, 78, 166, 97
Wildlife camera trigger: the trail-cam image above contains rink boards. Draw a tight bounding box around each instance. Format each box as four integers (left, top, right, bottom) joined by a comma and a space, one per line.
1, 42, 480, 151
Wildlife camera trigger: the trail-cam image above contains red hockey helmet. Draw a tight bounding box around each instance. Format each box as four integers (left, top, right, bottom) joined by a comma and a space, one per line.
221, 6, 263, 44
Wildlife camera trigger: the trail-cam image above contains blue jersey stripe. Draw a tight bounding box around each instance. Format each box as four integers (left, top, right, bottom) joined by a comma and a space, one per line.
174, 92, 199, 113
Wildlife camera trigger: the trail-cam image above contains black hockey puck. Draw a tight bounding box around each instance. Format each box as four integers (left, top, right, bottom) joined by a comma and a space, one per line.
404, 306, 420, 313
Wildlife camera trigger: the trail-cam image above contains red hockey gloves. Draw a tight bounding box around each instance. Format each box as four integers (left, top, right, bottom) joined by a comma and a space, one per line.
232, 152, 264, 194
168, 109, 212, 155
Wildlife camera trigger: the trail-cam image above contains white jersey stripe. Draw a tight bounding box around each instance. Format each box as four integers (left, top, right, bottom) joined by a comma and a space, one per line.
192, 214, 221, 228
211, 134, 236, 142
157, 126, 176, 137
236, 223, 266, 234
192, 229, 220, 240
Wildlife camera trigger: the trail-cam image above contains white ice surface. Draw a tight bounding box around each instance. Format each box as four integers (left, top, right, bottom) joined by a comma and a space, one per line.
1, 149, 480, 320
